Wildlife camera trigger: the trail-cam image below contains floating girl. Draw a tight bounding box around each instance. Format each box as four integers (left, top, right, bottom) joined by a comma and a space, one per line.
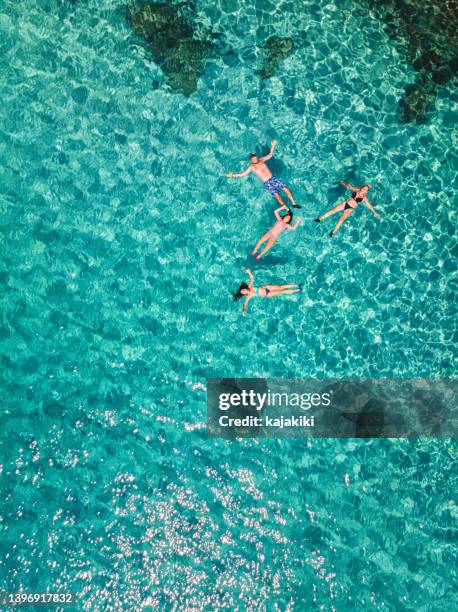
251, 205, 301, 259
233, 269, 300, 316
314, 182, 380, 237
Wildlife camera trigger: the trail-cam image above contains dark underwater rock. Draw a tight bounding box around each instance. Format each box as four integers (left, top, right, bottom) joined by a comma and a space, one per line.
353, 398, 385, 437
363, 0, 458, 123
126, 1, 218, 96
258, 36, 295, 80
398, 78, 436, 124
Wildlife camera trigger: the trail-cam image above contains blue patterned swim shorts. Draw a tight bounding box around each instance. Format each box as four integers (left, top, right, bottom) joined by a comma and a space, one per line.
264, 176, 286, 196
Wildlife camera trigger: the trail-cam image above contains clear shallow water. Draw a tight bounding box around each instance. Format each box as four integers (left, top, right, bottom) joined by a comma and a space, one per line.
0, 0, 457, 609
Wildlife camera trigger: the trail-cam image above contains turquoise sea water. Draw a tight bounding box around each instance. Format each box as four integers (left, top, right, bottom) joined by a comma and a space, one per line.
0, 0, 457, 609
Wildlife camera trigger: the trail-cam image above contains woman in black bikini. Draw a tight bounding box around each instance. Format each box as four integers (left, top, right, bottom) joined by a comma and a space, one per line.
233, 269, 301, 316
314, 182, 380, 237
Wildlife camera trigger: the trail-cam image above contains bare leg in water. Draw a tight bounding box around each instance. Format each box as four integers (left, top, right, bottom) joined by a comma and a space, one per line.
282, 186, 301, 209
274, 193, 291, 211
330, 208, 354, 237
314, 201, 355, 236
251, 233, 278, 259
262, 284, 301, 296
315, 201, 346, 221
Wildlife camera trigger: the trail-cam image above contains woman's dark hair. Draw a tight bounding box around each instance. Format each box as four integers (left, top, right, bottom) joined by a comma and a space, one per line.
233, 282, 249, 301
281, 211, 293, 224
249, 153, 257, 160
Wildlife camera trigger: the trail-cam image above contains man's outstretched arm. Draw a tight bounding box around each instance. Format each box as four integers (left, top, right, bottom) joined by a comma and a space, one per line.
261, 139, 278, 161
227, 166, 252, 178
